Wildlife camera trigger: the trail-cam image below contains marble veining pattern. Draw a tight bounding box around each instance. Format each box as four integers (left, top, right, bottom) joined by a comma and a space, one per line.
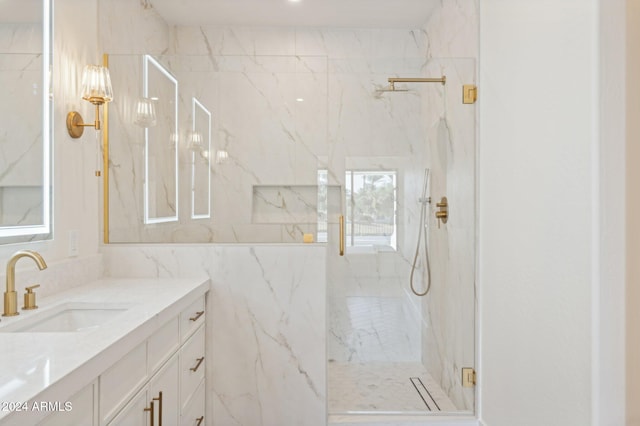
102, 244, 326, 426
97, 0, 478, 420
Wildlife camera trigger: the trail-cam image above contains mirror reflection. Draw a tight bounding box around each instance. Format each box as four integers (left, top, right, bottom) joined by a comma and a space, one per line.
143, 55, 178, 224
190, 98, 211, 220
0, 0, 52, 242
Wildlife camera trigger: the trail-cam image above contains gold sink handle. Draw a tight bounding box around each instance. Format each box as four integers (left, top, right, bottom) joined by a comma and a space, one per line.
23, 285, 40, 310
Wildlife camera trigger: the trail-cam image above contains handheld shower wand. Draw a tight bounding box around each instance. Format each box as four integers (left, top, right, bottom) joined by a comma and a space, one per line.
410, 169, 432, 297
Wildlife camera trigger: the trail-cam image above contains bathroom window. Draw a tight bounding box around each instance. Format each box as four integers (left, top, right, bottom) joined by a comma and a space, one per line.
345, 170, 397, 252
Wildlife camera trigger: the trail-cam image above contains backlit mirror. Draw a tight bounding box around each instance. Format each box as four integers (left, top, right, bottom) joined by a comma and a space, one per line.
190, 97, 211, 219
143, 54, 178, 224
0, 0, 52, 243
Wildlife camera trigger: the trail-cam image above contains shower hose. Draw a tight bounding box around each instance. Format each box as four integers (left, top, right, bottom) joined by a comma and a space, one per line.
409, 169, 432, 297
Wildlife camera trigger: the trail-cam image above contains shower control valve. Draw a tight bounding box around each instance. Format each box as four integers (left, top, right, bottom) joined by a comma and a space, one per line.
435, 197, 448, 228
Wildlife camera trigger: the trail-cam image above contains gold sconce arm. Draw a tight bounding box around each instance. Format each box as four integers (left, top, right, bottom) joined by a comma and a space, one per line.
66, 104, 103, 138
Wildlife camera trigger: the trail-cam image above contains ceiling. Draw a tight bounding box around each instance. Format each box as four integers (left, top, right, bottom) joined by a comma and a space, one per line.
148, 0, 440, 28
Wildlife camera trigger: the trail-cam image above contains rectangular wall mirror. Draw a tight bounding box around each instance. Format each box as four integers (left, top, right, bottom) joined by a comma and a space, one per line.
0, 0, 52, 243
143, 54, 178, 224
191, 97, 211, 220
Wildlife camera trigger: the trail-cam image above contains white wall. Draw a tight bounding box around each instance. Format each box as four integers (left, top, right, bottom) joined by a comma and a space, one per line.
627, 0, 640, 424
597, 0, 627, 424
479, 1, 598, 425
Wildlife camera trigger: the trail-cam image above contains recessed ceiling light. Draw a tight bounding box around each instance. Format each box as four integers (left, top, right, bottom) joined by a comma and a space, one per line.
288, 0, 301, 3
296, 98, 304, 102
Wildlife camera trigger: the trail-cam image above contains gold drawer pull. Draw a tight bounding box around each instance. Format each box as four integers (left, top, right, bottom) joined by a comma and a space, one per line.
190, 357, 205, 372
153, 392, 163, 426
189, 311, 204, 322
144, 401, 154, 425
196, 416, 204, 426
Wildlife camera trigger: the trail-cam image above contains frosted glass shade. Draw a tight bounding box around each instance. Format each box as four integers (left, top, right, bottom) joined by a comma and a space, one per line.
81, 65, 113, 105
188, 131, 204, 151
134, 98, 157, 127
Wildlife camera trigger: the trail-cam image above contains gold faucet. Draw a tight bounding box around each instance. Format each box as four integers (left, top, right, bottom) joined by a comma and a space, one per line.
4, 250, 47, 317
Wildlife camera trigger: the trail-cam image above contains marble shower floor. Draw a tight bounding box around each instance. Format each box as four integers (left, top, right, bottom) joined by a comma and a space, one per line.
328, 362, 458, 413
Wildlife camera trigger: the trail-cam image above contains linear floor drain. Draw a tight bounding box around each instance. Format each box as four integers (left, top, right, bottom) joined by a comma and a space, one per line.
409, 377, 441, 411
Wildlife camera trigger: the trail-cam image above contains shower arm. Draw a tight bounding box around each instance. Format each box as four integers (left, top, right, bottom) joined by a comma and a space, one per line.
387, 76, 446, 90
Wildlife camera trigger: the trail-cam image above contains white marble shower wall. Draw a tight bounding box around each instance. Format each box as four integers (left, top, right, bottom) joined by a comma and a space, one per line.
105, 52, 328, 242
419, 0, 478, 412
96, 0, 479, 415
416, 58, 476, 412
101, 244, 326, 426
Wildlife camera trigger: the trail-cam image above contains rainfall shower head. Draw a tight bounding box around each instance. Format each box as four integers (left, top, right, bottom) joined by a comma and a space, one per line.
377, 81, 409, 92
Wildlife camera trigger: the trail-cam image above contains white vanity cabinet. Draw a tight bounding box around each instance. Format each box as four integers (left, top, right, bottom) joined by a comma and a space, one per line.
108, 353, 179, 426
105, 295, 206, 426
0, 278, 209, 426
37, 382, 98, 426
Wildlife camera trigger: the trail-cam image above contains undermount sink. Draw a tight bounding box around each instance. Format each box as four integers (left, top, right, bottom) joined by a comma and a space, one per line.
0, 303, 131, 333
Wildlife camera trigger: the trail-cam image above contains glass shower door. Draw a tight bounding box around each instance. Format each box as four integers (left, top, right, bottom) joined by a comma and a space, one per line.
325, 57, 477, 417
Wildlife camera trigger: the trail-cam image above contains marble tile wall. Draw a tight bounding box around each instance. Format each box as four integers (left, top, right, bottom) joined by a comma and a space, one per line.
420, 1, 478, 412
101, 244, 326, 426
97, 0, 479, 416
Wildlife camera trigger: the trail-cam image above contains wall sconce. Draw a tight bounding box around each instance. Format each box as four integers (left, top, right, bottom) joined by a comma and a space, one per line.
187, 131, 204, 152
134, 97, 157, 128
66, 64, 113, 138
215, 150, 229, 164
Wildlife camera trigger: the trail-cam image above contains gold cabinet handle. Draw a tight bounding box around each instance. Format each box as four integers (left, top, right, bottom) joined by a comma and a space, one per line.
339, 215, 345, 256
144, 401, 155, 426
190, 357, 205, 372
196, 416, 204, 426
190, 311, 204, 322
153, 392, 163, 426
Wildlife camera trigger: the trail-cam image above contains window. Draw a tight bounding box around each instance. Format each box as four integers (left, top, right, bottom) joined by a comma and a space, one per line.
345, 170, 397, 251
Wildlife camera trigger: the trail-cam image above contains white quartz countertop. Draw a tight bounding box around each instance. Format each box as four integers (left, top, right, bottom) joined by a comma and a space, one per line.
0, 276, 209, 424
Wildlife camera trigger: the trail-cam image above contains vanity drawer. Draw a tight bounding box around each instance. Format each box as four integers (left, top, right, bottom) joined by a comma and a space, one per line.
180, 325, 205, 411
148, 315, 180, 374
181, 380, 205, 426
99, 342, 147, 424
180, 296, 205, 342
38, 381, 97, 426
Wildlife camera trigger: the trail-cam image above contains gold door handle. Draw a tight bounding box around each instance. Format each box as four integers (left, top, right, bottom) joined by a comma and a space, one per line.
189, 311, 204, 322
153, 392, 163, 426
190, 357, 205, 372
144, 401, 155, 426
339, 215, 345, 256
196, 416, 204, 426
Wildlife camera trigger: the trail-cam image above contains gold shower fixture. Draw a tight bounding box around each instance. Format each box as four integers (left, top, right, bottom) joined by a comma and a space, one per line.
435, 197, 448, 227
385, 76, 446, 92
